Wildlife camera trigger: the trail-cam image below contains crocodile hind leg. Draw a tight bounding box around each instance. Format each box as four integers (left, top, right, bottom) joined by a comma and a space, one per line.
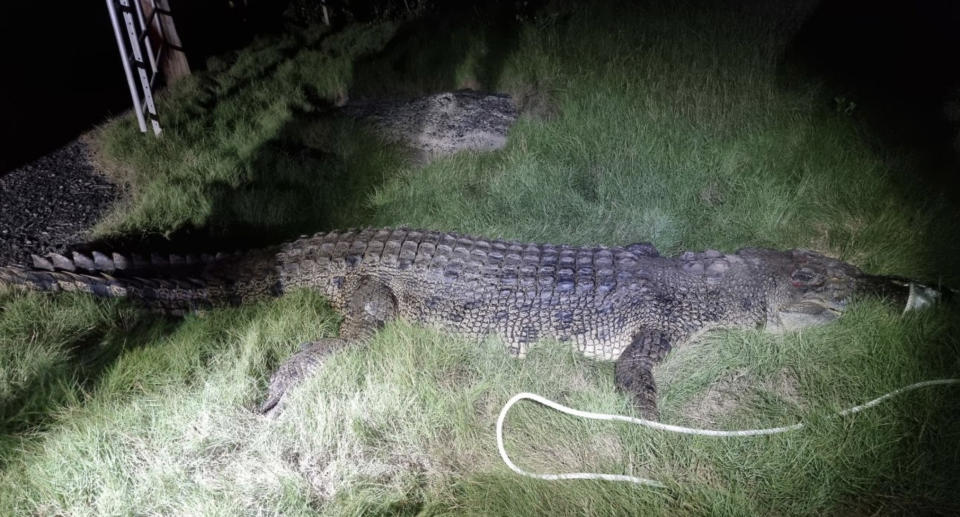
260, 276, 398, 416
614, 329, 674, 420
259, 338, 349, 415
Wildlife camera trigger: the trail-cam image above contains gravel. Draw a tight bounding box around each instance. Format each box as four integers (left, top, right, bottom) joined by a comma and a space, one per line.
0, 139, 120, 266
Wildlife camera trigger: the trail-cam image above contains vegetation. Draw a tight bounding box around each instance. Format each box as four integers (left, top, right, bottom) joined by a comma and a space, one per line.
3, 1, 958, 514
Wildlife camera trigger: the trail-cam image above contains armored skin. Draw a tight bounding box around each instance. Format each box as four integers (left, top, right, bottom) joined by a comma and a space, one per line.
0, 227, 940, 416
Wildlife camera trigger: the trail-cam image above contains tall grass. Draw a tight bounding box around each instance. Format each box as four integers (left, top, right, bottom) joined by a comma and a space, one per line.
91, 22, 399, 238
2, 1, 959, 514
367, 2, 957, 282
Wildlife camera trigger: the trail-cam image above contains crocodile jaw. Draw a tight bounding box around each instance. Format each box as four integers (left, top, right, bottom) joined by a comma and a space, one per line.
767, 277, 944, 332
767, 299, 842, 333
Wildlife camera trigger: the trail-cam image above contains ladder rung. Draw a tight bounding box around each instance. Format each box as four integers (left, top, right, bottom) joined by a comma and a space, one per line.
151, 45, 164, 71
149, 49, 164, 88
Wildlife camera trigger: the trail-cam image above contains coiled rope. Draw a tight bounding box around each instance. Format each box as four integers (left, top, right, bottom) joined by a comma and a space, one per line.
496, 379, 960, 488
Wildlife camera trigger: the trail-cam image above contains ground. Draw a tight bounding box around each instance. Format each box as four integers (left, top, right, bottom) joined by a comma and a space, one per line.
1, 2, 959, 515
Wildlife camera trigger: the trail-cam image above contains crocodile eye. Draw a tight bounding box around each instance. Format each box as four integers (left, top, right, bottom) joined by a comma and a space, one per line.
790, 268, 822, 287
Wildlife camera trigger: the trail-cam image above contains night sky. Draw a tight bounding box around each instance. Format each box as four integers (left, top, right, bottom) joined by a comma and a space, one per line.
0, 1, 272, 175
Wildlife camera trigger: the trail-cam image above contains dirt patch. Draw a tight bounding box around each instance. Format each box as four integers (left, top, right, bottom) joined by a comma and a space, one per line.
678, 369, 754, 426
761, 369, 804, 408
339, 90, 518, 163
676, 368, 805, 426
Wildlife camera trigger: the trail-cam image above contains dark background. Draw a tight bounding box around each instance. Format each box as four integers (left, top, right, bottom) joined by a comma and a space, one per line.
0, 3, 128, 175
0, 1, 284, 175
1, 0, 958, 177
787, 0, 960, 182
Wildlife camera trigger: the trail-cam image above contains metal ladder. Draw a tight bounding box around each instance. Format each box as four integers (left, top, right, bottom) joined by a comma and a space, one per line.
105, 0, 182, 135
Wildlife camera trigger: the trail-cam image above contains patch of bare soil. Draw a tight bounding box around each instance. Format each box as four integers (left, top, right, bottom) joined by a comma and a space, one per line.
680, 368, 804, 427
659, 349, 805, 427
677, 369, 755, 427
339, 90, 518, 163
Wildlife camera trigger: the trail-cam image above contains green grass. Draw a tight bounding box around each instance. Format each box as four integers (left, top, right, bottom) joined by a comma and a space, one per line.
3, 1, 960, 514
91, 21, 400, 238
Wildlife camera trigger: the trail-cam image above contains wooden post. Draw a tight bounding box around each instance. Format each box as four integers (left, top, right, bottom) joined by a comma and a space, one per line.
140, 0, 190, 84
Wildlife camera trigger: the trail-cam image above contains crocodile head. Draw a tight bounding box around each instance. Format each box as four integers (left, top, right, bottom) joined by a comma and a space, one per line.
740, 248, 944, 332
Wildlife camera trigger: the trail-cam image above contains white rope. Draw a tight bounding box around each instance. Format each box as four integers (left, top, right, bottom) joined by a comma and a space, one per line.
496, 379, 960, 487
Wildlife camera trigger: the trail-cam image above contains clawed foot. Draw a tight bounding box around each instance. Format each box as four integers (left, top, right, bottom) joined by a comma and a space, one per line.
615, 329, 673, 422
614, 361, 661, 421
260, 338, 347, 416
631, 385, 661, 421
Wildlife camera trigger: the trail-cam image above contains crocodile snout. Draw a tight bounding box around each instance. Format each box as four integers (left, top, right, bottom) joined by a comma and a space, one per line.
857, 274, 950, 314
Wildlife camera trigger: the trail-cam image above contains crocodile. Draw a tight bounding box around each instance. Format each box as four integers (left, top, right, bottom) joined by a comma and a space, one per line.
0, 227, 945, 417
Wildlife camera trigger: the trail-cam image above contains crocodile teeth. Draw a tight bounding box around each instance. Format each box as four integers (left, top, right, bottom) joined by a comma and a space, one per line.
150, 253, 169, 267
50, 253, 76, 271
92, 251, 115, 271
31, 254, 55, 271
72, 252, 95, 271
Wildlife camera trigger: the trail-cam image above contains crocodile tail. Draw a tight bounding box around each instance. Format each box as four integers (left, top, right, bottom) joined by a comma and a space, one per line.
0, 264, 216, 314
25, 249, 232, 275
0, 247, 283, 314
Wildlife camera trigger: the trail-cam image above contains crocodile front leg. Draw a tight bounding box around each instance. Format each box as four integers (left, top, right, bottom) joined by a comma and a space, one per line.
260, 276, 398, 416
614, 329, 674, 420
